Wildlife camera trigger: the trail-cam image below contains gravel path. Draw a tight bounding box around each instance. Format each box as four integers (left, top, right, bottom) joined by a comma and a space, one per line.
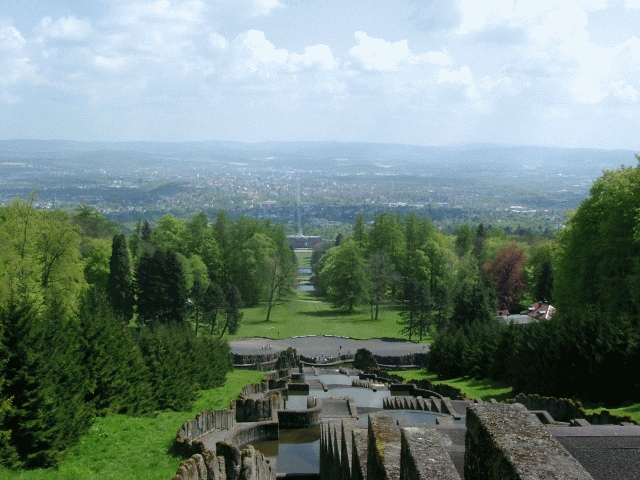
230, 336, 428, 359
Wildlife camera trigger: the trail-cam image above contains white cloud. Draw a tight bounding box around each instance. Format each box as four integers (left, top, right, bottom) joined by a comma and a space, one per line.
457, 0, 515, 35
612, 82, 638, 102
290, 44, 336, 70
93, 55, 128, 72
349, 31, 410, 71
625, 0, 640, 8
36, 16, 92, 41
0, 20, 26, 50
411, 49, 453, 66
252, 0, 283, 16
209, 33, 229, 51
242, 29, 288, 64
117, 0, 206, 25
0, 19, 37, 86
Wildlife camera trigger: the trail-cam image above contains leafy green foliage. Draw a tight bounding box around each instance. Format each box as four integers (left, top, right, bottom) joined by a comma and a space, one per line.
555, 164, 640, 317
318, 239, 368, 311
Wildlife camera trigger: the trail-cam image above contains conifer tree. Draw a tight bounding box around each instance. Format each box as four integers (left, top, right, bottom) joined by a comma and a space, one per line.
136, 250, 188, 325
78, 290, 154, 415
106, 233, 134, 321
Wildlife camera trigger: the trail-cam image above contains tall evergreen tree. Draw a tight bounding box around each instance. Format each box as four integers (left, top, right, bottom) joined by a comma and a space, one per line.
0, 306, 93, 468
78, 290, 154, 416
106, 233, 134, 321
136, 250, 188, 325
141, 220, 152, 241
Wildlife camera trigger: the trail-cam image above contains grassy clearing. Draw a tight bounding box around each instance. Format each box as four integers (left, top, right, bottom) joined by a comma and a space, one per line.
0, 370, 264, 480
228, 290, 424, 341
388, 370, 514, 402
294, 250, 313, 267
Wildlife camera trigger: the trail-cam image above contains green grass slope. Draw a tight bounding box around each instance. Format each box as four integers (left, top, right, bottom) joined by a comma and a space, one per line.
0, 370, 264, 480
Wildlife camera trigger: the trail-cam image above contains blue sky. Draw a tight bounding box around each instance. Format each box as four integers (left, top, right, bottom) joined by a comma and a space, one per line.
1, 0, 639, 148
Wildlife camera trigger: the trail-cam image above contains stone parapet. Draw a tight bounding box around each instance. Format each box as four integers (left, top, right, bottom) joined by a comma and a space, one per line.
465, 403, 594, 480
511, 393, 638, 425
352, 429, 368, 480
277, 397, 322, 428
367, 414, 401, 480
176, 409, 237, 456
400, 428, 460, 480
233, 392, 285, 423
223, 421, 279, 449
172, 444, 274, 480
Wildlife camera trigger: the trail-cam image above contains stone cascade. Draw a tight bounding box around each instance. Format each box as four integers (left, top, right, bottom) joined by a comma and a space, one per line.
233, 347, 299, 372
176, 409, 237, 455
382, 395, 460, 419
465, 403, 594, 479
321, 413, 459, 480
278, 396, 323, 428
321, 417, 361, 480
511, 393, 638, 426
172, 444, 277, 480
233, 391, 286, 423
351, 379, 373, 389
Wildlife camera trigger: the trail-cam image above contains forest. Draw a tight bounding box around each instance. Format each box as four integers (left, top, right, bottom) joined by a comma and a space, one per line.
0, 200, 296, 468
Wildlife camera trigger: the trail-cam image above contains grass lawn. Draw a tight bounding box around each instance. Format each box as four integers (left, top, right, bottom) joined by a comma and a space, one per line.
388, 369, 514, 402
389, 370, 640, 422
294, 250, 313, 267
0, 370, 264, 480
227, 290, 425, 341
584, 405, 640, 424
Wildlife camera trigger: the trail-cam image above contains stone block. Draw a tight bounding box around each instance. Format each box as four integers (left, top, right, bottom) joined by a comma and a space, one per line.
570, 418, 591, 427
441, 397, 460, 419
217, 441, 242, 480
531, 410, 555, 425
465, 403, 594, 480
400, 427, 460, 480
368, 414, 401, 480
203, 449, 227, 480
352, 428, 368, 480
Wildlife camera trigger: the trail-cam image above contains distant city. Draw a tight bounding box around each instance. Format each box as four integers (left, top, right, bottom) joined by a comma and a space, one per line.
1, 140, 636, 236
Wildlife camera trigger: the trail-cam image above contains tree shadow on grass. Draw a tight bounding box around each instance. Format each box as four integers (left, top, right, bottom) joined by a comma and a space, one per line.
299, 309, 362, 318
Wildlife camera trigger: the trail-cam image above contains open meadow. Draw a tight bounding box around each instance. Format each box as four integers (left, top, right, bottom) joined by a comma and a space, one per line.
227, 250, 429, 342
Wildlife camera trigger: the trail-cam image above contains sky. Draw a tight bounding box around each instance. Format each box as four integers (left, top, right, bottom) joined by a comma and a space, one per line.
1, 0, 639, 149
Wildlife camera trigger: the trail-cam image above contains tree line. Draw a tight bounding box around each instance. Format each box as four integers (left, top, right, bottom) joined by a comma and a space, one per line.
427, 157, 640, 406
0, 202, 297, 468
311, 211, 553, 341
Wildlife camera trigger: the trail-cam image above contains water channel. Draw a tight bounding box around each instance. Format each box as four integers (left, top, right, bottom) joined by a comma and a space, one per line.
245, 370, 459, 475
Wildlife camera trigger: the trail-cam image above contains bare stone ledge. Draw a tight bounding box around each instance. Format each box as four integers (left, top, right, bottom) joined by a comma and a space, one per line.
465, 403, 594, 480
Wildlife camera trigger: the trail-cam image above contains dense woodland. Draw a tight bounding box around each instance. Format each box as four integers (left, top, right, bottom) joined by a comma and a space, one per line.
0, 156, 638, 469
0, 201, 296, 468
